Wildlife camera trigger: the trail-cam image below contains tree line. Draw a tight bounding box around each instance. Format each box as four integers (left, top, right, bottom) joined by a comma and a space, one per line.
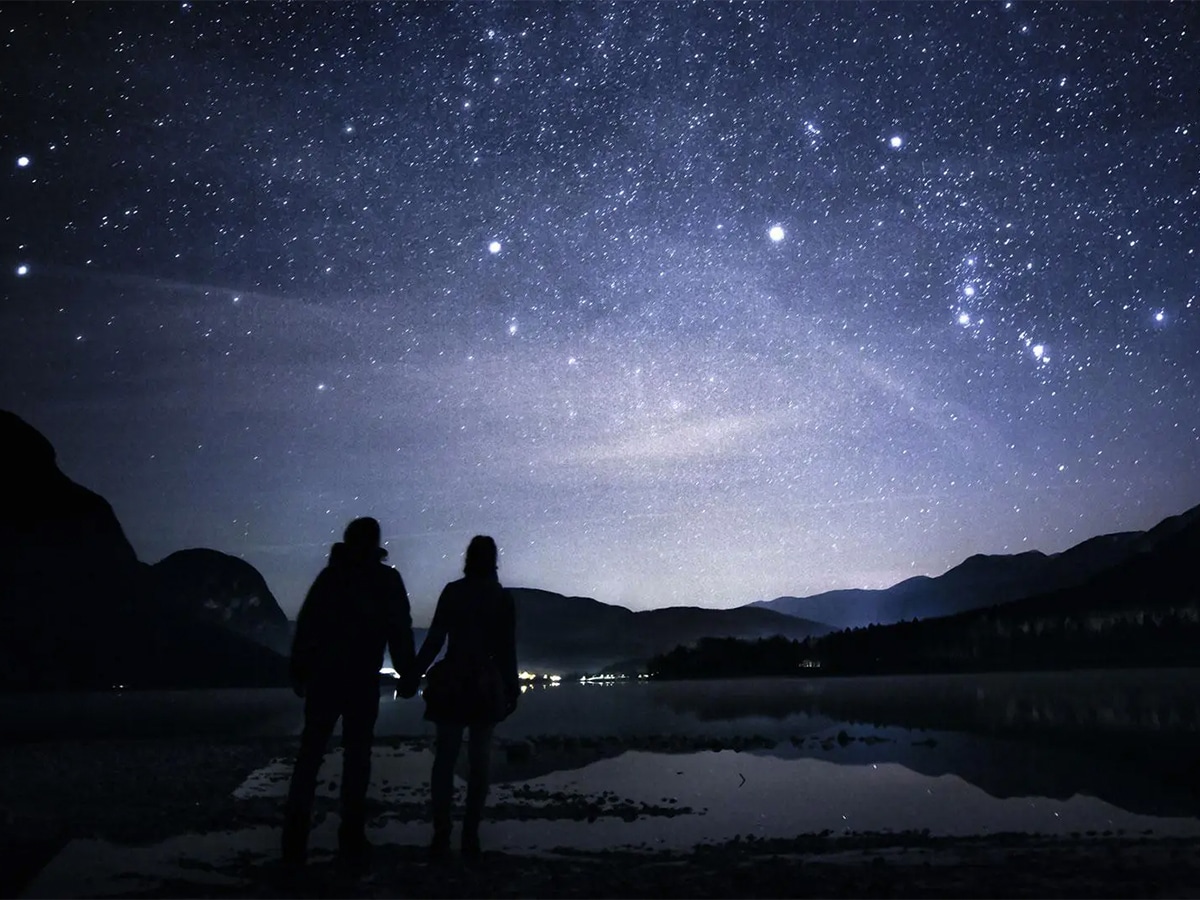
647, 604, 1200, 678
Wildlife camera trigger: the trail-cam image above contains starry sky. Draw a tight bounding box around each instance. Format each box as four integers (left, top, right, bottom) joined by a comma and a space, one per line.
2, 2, 1197, 623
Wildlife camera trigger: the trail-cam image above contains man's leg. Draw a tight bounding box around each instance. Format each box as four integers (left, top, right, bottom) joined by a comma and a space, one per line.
430, 722, 464, 855
338, 684, 380, 856
462, 723, 495, 856
283, 688, 341, 863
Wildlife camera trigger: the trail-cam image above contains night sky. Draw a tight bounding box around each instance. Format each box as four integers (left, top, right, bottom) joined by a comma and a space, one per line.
3, 2, 1197, 623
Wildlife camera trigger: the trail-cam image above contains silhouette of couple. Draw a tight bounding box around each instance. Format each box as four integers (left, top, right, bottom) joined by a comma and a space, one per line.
282, 518, 519, 871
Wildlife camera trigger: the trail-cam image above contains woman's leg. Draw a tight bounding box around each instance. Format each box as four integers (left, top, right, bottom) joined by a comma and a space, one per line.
431, 722, 464, 851
462, 723, 495, 854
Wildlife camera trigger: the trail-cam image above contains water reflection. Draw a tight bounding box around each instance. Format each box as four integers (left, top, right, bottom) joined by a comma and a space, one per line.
32, 744, 1200, 898
234, 743, 1200, 853
458, 670, 1200, 821
168, 670, 1200, 820
484, 749, 1200, 852
19, 672, 1200, 897
647, 670, 1200, 737
6, 669, 1200, 824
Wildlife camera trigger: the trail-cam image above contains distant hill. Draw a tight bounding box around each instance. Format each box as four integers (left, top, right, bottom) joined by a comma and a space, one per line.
403, 587, 832, 674
811, 501, 1200, 673
653, 501, 1200, 677
512, 587, 832, 672
750, 504, 1200, 629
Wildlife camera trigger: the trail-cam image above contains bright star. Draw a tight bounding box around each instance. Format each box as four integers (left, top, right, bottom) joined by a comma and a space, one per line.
957, 312, 971, 326
17, 156, 30, 168
889, 135, 903, 148
488, 241, 502, 254
1154, 310, 1165, 323
963, 285, 976, 297
508, 321, 518, 336
1032, 344, 1045, 360
768, 225, 785, 242
16, 264, 29, 276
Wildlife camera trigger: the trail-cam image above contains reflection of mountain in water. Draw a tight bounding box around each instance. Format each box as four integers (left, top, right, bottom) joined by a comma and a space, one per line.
648, 671, 1200, 819
655, 671, 1200, 735
487, 736, 629, 785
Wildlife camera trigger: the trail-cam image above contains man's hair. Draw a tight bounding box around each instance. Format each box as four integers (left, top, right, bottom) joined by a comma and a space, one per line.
343, 517, 381, 548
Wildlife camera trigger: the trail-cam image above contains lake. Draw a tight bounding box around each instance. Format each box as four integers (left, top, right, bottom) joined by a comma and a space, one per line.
10, 669, 1200, 897
6, 668, 1200, 819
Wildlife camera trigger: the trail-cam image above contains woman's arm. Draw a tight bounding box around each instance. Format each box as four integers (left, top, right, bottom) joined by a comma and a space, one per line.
413, 584, 452, 677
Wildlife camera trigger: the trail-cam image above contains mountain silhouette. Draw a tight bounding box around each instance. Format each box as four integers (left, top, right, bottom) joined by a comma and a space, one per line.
0, 410, 288, 690
506, 587, 831, 672
809, 501, 1200, 673
750, 504, 1200, 629
150, 548, 292, 655
973, 501, 1200, 628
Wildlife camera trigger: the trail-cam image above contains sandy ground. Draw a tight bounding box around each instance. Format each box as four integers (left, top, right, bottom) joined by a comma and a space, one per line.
3, 735, 1200, 899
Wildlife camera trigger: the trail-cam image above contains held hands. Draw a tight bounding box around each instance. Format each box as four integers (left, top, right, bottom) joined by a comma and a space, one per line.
397, 669, 420, 699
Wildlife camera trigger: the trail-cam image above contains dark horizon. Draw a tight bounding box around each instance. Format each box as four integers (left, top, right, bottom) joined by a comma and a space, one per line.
3, 3, 1197, 622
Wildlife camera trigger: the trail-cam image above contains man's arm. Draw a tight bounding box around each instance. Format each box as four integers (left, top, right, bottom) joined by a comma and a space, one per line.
500, 588, 519, 704
385, 568, 415, 680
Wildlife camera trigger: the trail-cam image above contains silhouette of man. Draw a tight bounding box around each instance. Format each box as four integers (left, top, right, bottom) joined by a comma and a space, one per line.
282, 516, 415, 869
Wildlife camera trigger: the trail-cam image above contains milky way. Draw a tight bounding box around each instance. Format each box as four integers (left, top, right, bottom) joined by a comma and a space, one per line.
2, 2, 1197, 621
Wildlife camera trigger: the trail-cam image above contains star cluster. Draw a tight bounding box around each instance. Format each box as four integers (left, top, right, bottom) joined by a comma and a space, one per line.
2, 2, 1196, 619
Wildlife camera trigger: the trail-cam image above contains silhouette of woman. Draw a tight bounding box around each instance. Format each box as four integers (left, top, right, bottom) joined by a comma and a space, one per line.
410, 535, 518, 859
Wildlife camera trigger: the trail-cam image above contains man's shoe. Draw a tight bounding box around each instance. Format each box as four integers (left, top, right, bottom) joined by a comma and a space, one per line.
429, 828, 451, 861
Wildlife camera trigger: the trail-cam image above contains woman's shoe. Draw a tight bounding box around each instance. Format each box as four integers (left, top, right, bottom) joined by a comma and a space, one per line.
336, 835, 373, 876
461, 827, 481, 860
